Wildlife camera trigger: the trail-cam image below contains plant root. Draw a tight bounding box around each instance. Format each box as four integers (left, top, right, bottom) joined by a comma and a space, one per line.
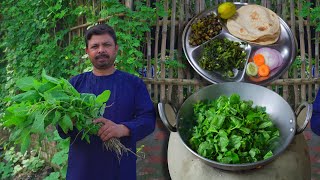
103, 138, 144, 161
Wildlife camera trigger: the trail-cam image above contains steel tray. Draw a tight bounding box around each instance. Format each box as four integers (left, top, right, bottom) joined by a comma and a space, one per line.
182, 2, 297, 86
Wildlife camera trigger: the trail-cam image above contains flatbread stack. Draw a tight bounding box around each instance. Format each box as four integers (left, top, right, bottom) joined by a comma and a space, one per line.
226, 5, 280, 45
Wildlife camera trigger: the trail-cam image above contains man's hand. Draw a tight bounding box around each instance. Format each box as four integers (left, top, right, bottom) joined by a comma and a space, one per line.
93, 117, 130, 142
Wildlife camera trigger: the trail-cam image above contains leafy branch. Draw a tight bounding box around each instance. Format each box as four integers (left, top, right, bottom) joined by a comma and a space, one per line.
1, 70, 112, 154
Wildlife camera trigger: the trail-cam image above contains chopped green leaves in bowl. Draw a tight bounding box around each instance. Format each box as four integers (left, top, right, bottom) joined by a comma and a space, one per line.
189, 93, 280, 164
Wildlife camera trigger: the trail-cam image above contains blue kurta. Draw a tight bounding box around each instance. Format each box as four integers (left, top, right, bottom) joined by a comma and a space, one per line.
311, 90, 320, 135
58, 70, 156, 180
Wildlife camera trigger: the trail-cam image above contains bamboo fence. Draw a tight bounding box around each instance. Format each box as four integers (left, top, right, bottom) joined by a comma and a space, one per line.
70, 0, 319, 110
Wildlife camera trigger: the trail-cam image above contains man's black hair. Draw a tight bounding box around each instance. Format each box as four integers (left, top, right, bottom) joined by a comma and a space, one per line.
85, 24, 117, 47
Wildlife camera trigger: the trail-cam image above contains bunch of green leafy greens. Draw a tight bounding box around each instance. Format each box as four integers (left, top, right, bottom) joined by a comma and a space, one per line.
189, 94, 280, 164
199, 38, 247, 77
1, 70, 131, 160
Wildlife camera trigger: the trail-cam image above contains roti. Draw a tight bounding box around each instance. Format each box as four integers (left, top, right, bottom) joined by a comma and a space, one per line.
226, 5, 280, 44
248, 29, 281, 45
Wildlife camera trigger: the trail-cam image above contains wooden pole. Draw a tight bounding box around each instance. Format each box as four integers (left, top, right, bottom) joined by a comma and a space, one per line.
153, 0, 160, 103
298, 0, 306, 103
125, 0, 133, 9
160, 0, 169, 102
306, 0, 313, 102
146, 0, 152, 94
142, 77, 320, 86
177, 0, 185, 107
290, 0, 298, 106
315, 0, 320, 93
167, 0, 177, 102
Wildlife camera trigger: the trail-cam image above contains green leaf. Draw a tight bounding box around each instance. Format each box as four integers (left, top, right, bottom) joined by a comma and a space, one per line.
9, 128, 23, 141
224, 151, 239, 164
3, 114, 26, 127
230, 135, 242, 149
11, 90, 41, 102
197, 141, 213, 157
230, 116, 241, 129
300, 2, 312, 17
37, 81, 57, 93
99, 103, 106, 116
229, 93, 240, 105
3, 104, 30, 127
0, 162, 13, 179
218, 136, 229, 152
52, 110, 61, 125
81, 93, 97, 105
43, 87, 70, 102
20, 131, 31, 153
249, 148, 260, 159
258, 121, 273, 129
5, 103, 29, 117
81, 132, 90, 143
239, 127, 251, 134
41, 69, 60, 84
16, 76, 36, 91
96, 90, 111, 104
59, 114, 73, 133
219, 155, 233, 164
263, 151, 273, 160
210, 114, 225, 129
44, 172, 61, 180
31, 111, 45, 133
51, 149, 68, 166
0, 162, 5, 173
61, 78, 80, 97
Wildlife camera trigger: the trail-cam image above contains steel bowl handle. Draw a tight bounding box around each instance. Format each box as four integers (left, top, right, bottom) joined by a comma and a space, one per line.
295, 101, 313, 134
157, 102, 177, 132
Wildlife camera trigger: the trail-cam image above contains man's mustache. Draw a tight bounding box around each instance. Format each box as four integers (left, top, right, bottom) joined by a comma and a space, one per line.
95, 54, 109, 60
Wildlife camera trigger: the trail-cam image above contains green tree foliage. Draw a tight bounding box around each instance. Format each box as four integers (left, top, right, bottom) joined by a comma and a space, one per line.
300, 1, 320, 32
0, 0, 85, 112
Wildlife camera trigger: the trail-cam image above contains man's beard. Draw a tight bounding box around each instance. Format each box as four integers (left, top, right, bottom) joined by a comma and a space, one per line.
92, 53, 114, 69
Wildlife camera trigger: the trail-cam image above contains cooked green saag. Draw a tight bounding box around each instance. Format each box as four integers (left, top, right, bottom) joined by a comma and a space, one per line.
199, 38, 247, 78
189, 13, 222, 46
189, 94, 280, 164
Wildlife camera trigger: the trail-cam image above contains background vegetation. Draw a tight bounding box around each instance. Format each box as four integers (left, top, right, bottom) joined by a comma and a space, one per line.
0, 0, 319, 179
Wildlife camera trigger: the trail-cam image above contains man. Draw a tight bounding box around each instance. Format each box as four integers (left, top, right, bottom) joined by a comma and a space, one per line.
58, 23, 156, 180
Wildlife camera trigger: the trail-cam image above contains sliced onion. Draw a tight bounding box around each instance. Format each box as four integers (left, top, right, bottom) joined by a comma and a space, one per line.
254, 47, 283, 70
271, 48, 284, 67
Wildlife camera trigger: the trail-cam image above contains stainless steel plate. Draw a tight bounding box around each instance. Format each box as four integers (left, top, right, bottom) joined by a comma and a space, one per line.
182, 2, 296, 86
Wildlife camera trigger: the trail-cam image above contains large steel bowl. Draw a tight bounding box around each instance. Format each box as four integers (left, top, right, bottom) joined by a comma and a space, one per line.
158, 82, 312, 171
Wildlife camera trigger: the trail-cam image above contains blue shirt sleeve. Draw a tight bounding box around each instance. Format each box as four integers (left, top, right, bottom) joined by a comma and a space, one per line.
311, 89, 320, 135
121, 78, 156, 142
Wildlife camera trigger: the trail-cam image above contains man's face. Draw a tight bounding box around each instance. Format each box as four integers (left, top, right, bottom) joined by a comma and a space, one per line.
86, 33, 118, 70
